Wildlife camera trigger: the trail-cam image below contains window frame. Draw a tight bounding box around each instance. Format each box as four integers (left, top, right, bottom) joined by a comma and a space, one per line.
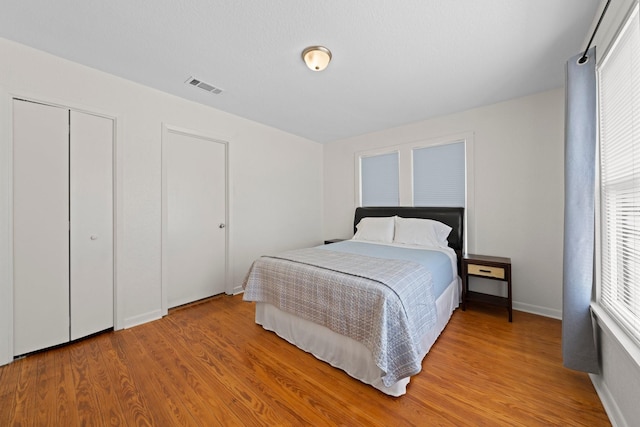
411, 139, 466, 208
358, 150, 400, 207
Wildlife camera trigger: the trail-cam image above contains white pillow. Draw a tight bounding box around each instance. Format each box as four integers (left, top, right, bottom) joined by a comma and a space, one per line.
353, 216, 395, 243
393, 216, 452, 247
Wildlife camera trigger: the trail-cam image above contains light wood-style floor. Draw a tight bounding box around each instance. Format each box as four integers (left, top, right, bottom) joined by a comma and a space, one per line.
0, 294, 610, 426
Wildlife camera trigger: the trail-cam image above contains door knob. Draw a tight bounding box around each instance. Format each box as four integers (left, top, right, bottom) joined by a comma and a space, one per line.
219, 223, 225, 229
90, 235, 98, 240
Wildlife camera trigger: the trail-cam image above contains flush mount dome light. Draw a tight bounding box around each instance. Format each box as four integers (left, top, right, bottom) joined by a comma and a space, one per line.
302, 46, 332, 71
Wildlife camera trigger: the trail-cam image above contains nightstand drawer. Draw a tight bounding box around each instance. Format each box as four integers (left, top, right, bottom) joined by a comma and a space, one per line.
467, 264, 505, 279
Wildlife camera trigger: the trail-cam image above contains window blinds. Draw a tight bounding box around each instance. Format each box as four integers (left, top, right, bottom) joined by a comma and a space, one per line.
413, 142, 465, 207
598, 5, 640, 343
361, 152, 399, 206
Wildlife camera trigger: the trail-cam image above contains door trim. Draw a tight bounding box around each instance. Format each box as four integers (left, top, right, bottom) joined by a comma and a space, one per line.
161, 124, 229, 316
0, 87, 12, 365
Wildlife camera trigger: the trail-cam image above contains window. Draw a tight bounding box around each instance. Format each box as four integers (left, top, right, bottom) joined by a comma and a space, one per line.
598, 4, 640, 343
413, 141, 465, 207
355, 134, 471, 208
355, 133, 473, 252
360, 152, 399, 206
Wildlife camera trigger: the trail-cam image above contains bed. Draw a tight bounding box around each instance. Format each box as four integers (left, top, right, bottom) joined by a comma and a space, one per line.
242, 206, 464, 396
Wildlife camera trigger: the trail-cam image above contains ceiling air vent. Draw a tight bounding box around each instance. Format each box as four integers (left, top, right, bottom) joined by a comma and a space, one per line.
185, 76, 223, 95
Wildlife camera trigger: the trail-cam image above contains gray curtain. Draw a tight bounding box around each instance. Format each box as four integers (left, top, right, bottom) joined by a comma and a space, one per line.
562, 47, 599, 373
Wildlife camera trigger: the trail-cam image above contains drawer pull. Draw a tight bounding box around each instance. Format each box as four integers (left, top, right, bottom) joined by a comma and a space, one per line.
468, 264, 506, 279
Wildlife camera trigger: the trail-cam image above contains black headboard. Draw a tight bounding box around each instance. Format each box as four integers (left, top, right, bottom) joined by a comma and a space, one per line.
354, 206, 464, 254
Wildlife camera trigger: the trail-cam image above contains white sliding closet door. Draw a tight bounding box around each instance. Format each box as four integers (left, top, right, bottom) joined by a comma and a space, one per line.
70, 111, 113, 340
165, 130, 227, 309
13, 100, 70, 356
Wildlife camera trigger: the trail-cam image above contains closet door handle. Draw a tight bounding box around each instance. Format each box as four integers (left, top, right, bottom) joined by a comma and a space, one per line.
90, 235, 98, 240
219, 223, 226, 229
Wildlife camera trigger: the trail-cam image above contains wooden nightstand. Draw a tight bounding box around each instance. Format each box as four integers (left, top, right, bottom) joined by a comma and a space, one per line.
461, 254, 512, 322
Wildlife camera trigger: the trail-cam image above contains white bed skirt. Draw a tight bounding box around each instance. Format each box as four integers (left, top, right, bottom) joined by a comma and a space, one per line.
255, 277, 460, 397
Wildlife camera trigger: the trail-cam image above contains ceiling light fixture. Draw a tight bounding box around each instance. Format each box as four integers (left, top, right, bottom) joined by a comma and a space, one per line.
302, 46, 332, 71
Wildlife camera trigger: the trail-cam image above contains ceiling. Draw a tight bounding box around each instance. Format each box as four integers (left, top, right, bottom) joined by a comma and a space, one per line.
0, 1, 601, 144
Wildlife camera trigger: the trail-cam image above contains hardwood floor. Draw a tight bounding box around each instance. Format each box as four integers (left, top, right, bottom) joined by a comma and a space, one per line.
0, 295, 610, 426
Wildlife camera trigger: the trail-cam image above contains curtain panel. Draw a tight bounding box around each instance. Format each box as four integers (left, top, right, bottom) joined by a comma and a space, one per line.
562, 47, 599, 373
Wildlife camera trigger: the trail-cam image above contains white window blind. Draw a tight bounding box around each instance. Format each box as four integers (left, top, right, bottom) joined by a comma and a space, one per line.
598, 4, 640, 343
360, 152, 399, 206
413, 142, 465, 207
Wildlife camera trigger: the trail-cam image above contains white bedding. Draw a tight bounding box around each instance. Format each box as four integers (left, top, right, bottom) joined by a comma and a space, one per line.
255, 275, 460, 396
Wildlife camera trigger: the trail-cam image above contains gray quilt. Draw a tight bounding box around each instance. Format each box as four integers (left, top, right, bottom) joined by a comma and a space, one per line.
242, 247, 437, 386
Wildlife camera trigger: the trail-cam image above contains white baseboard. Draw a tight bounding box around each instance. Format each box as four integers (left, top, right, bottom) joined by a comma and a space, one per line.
124, 309, 163, 329
513, 301, 562, 319
590, 373, 625, 427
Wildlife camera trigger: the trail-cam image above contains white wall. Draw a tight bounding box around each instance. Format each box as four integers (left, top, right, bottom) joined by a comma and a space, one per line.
0, 38, 323, 364
324, 89, 565, 318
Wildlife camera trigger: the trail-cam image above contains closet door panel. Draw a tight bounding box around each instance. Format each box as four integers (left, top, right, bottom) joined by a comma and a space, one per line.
69, 111, 113, 340
13, 100, 70, 356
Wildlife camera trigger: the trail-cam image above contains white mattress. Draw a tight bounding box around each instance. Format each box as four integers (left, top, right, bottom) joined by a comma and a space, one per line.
255, 276, 460, 397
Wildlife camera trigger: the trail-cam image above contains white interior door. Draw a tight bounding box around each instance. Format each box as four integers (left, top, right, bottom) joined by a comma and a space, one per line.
69, 111, 113, 340
165, 130, 226, 309
13, 100, 70, 356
